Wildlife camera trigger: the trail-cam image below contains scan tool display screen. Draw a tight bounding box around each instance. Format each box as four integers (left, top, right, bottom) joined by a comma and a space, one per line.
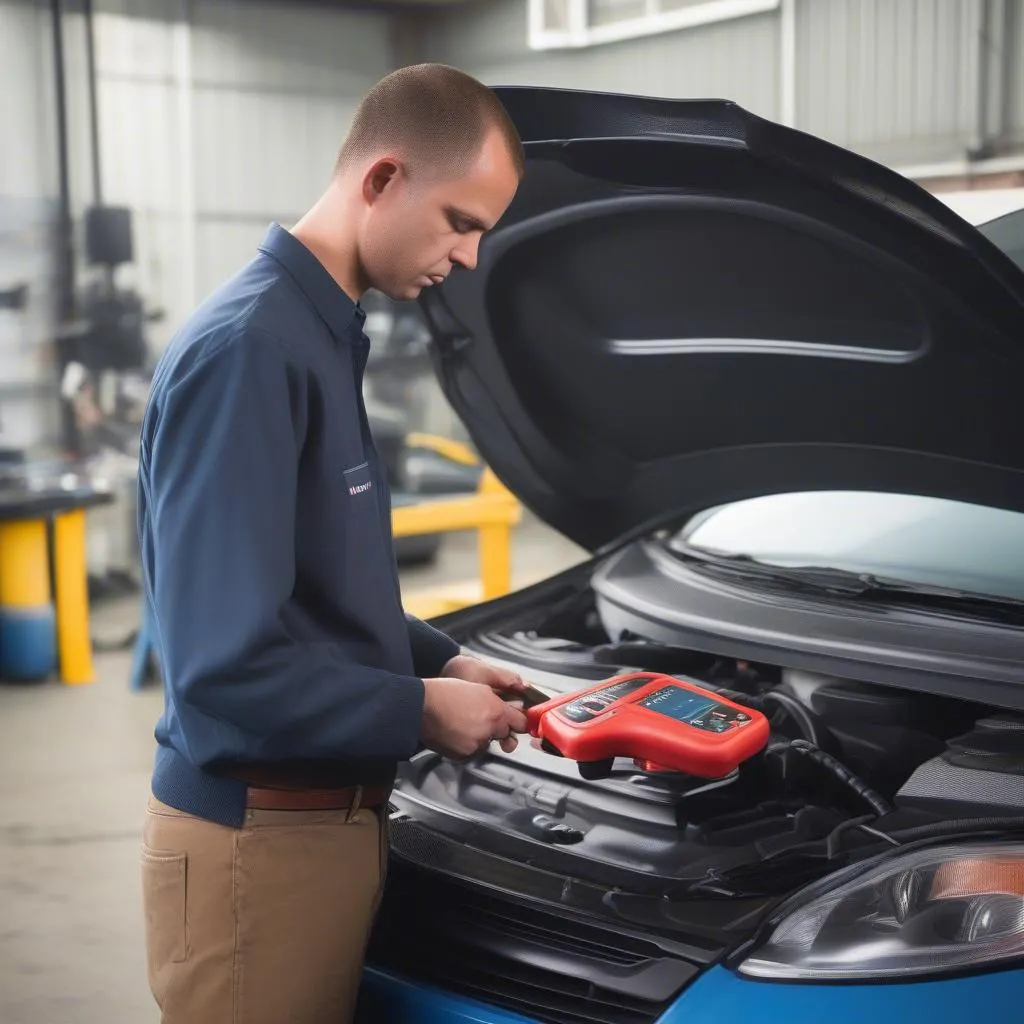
637, 685, 754, 734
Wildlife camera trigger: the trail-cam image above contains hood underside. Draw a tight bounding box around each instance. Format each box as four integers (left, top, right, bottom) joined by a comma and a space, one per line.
418, 87, 1024, 552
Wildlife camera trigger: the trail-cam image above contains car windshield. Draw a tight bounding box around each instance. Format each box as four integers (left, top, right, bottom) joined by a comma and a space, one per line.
677, 205, 1024, 606
677, 492, 1024, 604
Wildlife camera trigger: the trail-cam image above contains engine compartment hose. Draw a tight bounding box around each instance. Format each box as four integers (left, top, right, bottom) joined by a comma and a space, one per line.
762, 690, 841, 753
712, 686, 843, 756
787, 739, 893, 817
710, 687, 763, 708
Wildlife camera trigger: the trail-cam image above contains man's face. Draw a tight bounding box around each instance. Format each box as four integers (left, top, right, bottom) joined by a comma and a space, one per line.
356, 129, 520, 301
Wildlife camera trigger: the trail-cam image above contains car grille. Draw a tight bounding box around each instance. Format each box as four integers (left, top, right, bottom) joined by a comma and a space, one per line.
366, 821, 712, 1024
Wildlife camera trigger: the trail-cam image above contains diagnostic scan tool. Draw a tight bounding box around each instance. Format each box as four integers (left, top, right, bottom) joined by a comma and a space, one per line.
525, 672, 770, 780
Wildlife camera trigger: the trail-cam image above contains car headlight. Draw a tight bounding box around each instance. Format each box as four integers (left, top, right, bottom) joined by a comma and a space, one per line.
738, 842, 1024, 981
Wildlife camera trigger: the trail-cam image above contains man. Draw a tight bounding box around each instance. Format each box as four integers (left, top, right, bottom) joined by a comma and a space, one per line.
137, 64, 528, 1023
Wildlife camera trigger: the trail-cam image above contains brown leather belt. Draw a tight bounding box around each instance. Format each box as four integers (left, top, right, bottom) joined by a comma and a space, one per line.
245, 783, 393, 813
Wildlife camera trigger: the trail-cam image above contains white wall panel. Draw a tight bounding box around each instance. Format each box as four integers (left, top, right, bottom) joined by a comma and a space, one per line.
0, 0, 58, 200
177, 1, 393, 321
191, 3, 392, 90
408, 0, 779, 118
1007, 0, 1024, 149
0, 1, 62, 450
406, 0, 1024, 170
97, 78, 181, 214
95, 1, 178, 80
191, 90, 349, 217
56, 0, 397, 345
192, 219, 267, 303
795, 0, 978, 166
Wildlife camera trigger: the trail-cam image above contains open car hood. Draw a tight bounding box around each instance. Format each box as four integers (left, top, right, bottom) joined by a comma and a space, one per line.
418, 86, 1024, 552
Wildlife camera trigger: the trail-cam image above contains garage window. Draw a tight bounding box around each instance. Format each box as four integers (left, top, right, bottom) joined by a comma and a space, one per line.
528, 0, 780, 50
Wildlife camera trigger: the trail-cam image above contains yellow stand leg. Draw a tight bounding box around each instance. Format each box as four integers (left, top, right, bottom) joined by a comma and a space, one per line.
479, 523, 511, 601
477, 468, 514, 601
53, 509, 94, 685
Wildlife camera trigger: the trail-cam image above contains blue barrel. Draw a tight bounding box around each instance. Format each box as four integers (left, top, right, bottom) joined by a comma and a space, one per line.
0, 606, 57, 680
0, 519, 57, 682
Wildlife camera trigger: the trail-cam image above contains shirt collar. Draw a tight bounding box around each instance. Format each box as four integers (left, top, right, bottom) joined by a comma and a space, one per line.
256, 222, 366, 343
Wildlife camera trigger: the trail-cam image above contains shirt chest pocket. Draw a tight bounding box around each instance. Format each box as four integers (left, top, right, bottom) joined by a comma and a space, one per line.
338, 460, 394, 607
343, 461, 375, 503
341, 460, 386, 548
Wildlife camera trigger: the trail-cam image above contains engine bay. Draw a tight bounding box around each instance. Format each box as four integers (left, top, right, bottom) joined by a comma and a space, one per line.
390, 581, 1024, 910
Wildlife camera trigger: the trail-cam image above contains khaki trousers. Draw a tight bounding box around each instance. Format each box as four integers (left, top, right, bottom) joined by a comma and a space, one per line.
140, 794, 388, 1024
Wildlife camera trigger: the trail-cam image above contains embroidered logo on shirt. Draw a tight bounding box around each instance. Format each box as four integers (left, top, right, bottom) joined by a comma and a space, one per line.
343, 461, 373, 497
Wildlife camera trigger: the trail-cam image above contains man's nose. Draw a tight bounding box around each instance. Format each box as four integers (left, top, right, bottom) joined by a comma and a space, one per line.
452, 237, 481, 271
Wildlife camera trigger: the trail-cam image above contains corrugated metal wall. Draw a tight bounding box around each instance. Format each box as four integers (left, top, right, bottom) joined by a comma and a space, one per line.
70, 0, 393, 346
406, 0, 1024, 170
797, 0, 969, 162
61, 1, 185, 353
1, 0, 58, 201
795, 0, 980, 166
1, 0, 394, 449
187, 1, 393, 306
402, 0, 781, 120
0, 0, 61, 450
1004, 0, 1024, 150
6, 0, 1024, 453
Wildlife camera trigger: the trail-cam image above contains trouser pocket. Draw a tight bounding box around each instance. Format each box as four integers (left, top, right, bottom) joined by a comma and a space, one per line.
140, 845, 188, 1002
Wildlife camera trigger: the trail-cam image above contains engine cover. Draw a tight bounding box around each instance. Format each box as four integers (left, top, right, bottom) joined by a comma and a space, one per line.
895, 715, 1024, 818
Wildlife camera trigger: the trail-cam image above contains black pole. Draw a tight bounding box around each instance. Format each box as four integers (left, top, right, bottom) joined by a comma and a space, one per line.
50, 0, 81, 455
50, 0, 74, 324
83, 0, 103, 207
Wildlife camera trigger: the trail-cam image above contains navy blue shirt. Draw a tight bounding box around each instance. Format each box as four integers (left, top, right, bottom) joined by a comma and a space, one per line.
137, 223, 459, 827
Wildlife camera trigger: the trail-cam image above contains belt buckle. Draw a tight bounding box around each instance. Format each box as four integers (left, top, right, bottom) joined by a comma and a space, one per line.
345, 785, 363, 822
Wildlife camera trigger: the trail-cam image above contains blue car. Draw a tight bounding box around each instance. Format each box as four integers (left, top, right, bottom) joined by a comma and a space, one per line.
356, 86, 1024, 1024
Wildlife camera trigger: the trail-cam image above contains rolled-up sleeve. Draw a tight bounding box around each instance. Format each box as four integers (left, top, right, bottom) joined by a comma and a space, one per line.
142, 325, 426, 768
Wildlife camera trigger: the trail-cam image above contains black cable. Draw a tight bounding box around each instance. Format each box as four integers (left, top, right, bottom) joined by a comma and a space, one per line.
787, 739, 893, 817
763, 691, 833, 749
887, 815, 1024, 845
711, 687, 767, 711
714, 686, 844, 758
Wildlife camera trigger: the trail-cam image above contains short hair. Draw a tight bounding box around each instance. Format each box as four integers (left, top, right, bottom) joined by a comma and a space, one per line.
335, 64, 525, 181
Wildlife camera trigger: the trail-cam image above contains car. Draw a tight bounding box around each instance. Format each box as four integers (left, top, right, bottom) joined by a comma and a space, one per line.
354, 86, 1024, 1024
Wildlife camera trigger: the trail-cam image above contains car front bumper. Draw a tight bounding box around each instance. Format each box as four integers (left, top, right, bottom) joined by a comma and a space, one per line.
357, 963, 1024, 1024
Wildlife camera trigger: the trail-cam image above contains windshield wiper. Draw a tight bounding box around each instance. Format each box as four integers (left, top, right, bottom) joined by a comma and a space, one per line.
669, 544, 1024, 624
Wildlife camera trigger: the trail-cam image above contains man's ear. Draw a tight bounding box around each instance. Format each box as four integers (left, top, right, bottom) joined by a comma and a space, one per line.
362, 159, 403, 205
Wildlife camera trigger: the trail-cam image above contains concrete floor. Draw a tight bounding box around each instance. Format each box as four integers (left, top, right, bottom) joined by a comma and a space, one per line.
0, 516, 585, 1024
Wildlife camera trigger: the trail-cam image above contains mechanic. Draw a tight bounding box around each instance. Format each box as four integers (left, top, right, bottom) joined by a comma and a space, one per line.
137, 64, 528, 1024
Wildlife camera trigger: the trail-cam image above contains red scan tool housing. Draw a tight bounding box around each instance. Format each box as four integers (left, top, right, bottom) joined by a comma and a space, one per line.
525, 672, 770, 779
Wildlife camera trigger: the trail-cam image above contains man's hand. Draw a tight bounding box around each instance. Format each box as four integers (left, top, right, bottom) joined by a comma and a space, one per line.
440, 653, 528, 699
420, 674, 529, 759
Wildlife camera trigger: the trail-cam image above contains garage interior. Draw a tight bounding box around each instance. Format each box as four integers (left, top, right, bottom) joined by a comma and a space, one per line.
2, 1, 1024, 1021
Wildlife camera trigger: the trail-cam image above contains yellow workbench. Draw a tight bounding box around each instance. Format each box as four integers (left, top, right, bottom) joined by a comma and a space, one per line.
393, 459, 522, 621
0, 479, 113, 685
